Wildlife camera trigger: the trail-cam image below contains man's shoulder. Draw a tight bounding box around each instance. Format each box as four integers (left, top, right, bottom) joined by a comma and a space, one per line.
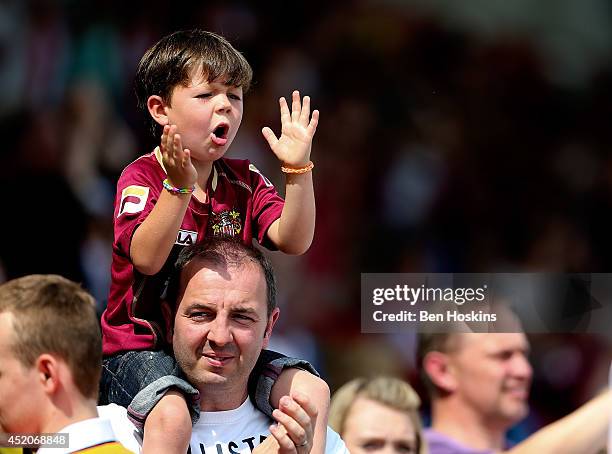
424, 429, 494, 454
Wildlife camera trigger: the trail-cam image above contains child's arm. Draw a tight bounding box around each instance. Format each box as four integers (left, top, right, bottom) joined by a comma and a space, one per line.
131, 125, 198, 275
262, 91, 319, 255
271, 369, 330, 454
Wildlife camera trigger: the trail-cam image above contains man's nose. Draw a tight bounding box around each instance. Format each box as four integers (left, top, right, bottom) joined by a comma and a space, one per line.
207, 318, 232, 345
512, 353, 533, 380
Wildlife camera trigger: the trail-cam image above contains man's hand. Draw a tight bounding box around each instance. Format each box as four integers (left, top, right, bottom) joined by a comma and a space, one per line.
161, 124, 198, 188
255, 391, 317, 454
261, 91, 319, 168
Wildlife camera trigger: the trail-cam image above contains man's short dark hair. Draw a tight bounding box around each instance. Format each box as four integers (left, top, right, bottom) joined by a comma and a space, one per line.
135, 29, 253, 138
0, 275, 102, 399
168, 237, 277, 316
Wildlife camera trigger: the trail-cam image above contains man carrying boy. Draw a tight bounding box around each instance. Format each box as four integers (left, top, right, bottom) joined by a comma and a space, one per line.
100, 29, 326, 454
105, 238, 348, 454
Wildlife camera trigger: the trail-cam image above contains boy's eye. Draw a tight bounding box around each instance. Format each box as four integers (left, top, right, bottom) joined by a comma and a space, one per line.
196, 93, 212, 99
229, 93, 242, 101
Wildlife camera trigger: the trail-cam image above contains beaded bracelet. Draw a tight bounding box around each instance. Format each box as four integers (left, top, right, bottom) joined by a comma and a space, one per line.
162, 178, 195, 194
280, 161, 314, 174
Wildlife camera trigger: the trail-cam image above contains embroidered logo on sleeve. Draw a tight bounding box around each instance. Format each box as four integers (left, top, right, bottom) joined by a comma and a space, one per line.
118, 185, 149, 217
249, 164, 273, 187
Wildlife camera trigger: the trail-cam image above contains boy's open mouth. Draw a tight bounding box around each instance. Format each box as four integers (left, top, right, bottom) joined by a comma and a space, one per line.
211, 123, 229, 146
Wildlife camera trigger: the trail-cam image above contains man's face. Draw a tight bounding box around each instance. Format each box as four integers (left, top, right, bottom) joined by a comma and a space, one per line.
0, 312, 41, 433
342, 397, 418, 454
448, 333, 532, 427
171, 259, 278, 408
163, 72, 243, 163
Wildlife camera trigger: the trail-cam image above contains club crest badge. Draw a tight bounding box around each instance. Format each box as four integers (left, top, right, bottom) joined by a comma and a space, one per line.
210, 209, 242, 237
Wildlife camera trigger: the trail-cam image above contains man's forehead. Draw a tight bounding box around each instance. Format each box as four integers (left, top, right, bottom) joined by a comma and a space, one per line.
456, 333, 530, 353
183, 256, 261, 277
178, 257, 264, 298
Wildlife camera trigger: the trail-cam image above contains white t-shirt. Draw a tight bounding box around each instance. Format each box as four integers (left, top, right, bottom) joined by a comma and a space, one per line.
98, 400, 348, 454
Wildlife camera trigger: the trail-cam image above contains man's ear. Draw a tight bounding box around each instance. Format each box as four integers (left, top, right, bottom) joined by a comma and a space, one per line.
161, 301, 174, 345
423, 351, 457, 393
35, 354, 60, 395
262, 308, 280, 348
147, 95, 169, 127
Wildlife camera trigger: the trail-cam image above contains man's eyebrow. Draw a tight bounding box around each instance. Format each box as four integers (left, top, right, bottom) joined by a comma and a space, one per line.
184, 302, 215, 311
230, 306, 259, 316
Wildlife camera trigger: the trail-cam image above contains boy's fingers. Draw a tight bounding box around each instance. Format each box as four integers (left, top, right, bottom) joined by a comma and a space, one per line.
299, 96, 310, 126
165, 126, 175, 157
182, 149, 191, 167
279, 97, 291, 124
262, 127, 279, 149
161, 125, 169, 152
291, 90, 301, 122
307, 110, 319, 137
173, 133, 181, 159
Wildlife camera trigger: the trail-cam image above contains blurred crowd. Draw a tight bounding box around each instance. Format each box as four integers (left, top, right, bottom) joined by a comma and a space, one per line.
1, 0, 611, 444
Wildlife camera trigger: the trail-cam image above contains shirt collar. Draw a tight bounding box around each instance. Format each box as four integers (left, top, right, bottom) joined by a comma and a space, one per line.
37, 417, 117, 453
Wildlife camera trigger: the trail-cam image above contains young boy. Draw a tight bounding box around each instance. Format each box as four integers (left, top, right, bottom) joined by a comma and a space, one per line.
100, 30, 323, 453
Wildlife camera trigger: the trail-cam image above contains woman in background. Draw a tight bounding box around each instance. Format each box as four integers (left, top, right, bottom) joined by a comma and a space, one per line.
329, 376, 427, 454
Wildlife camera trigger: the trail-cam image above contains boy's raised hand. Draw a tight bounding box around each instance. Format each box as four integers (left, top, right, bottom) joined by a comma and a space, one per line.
161, 124, 198, 188
262, 91, 319, 167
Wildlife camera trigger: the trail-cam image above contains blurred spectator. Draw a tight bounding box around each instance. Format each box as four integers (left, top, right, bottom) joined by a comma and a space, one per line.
418, 333, 610, 453
329, 376, 427, 454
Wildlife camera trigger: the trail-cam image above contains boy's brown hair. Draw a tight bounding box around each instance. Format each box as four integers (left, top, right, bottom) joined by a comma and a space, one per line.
0, 274, 102, 399
135, 29, 253, 137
